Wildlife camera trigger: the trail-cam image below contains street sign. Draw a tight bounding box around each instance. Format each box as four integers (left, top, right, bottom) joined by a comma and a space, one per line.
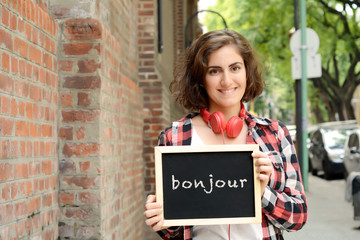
290, 28, 322, 79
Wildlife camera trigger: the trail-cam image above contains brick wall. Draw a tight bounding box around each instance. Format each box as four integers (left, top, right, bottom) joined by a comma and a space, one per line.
0, 0, 59, 239
56, 0, 144, 239
57, 17, 103, 239
1, 0, 198, 239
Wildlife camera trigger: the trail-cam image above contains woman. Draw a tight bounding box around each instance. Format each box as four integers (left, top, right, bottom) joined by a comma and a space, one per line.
145, 29, 307, 240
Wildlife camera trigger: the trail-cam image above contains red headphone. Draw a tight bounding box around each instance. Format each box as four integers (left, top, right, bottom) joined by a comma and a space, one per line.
200, 102, 246, 138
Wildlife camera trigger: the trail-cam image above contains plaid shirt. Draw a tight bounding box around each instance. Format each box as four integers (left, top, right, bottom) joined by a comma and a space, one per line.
157, 112, 307, 240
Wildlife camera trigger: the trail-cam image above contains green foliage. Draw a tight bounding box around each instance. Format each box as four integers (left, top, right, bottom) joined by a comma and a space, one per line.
203, 0, 360, 123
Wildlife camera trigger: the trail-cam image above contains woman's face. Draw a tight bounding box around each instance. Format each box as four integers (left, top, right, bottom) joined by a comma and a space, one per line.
204, 44, 246, 113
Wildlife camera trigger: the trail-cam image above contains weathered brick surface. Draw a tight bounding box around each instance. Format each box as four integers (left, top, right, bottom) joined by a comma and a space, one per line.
1, 0, 197, 239
0, 1, 59, 239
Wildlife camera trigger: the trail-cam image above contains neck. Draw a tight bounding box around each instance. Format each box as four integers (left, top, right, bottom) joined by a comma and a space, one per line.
208, 104, 243, 121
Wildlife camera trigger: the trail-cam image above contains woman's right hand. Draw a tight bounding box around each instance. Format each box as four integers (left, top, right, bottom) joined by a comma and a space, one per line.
144, 194, 165, 232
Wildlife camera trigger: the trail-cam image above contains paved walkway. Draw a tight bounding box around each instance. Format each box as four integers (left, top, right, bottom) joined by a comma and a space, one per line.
284, 174, 360, 240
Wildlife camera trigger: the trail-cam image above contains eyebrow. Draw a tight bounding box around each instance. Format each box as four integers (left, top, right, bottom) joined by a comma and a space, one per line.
208, 62, 244, 69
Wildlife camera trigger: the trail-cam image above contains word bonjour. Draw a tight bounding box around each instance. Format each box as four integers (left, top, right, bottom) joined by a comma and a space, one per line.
171, 174, 248, 194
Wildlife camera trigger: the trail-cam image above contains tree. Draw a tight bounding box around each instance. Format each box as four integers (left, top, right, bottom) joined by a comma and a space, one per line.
203, 0, 360, 123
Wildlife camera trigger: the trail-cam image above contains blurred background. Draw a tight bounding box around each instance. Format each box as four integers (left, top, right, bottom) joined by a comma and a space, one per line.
0, 0, 359, 239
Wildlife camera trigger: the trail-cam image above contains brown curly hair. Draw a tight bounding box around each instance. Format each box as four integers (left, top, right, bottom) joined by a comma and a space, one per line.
170, 29, 265, 111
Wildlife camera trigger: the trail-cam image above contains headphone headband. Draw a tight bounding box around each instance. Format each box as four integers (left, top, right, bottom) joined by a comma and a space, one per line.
200, 102, 246, 138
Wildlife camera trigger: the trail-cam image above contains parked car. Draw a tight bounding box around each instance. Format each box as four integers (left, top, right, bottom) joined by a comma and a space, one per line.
308, 126, 355, 179
343, 128, 360, 179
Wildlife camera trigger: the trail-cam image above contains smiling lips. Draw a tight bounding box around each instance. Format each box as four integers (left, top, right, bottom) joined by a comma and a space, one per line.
218, 87, 238, 95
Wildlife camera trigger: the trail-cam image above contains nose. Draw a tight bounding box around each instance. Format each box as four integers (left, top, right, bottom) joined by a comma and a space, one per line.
220, 70, 232, 86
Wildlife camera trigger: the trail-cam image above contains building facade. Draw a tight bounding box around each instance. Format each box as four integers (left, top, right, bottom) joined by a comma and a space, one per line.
0, 0, 198, 239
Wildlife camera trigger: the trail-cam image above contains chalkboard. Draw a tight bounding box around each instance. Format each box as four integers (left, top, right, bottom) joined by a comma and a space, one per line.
155, 144, 261, 227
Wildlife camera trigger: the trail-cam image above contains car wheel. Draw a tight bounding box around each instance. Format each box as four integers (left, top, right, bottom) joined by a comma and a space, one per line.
343, 168, 349, 181
323, 160, 334, 180
309, 159, 318, 176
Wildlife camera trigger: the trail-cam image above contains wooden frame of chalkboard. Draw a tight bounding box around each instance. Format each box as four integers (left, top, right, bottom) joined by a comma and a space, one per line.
155, 144, 261, 227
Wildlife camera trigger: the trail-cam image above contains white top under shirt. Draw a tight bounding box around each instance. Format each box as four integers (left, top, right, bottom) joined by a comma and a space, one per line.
191, 122, 263, 240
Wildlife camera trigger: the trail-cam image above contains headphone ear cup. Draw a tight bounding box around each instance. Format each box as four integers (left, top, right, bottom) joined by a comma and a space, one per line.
208, 111, 226, 134
226, 116, 243, 138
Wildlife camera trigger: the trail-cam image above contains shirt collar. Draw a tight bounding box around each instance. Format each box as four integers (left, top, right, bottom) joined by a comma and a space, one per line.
245, 111, 272, 128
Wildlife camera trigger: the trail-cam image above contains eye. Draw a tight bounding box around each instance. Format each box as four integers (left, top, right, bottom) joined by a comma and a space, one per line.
231, 65, 241, 72
208, 68, 220, 75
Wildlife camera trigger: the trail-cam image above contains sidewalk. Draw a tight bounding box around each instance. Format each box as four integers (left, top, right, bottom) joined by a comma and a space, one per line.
283, 174, 360, 240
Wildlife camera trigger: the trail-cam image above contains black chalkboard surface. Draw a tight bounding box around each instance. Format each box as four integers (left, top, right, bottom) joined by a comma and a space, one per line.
155, 145, 261, 226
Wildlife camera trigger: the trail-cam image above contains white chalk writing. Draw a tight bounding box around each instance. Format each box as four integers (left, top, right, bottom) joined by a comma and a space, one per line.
171, 174, 248, 194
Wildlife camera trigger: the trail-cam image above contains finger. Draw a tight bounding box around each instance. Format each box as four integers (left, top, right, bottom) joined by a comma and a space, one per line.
256, 165, 273, 174
145, 214, 163, 227
252, 151, 267, 158
145, 200, 162, 209
255, 156, 272, 166
152, 218, 165, 232
144, 207, 163, 218
146, 194, 156, 203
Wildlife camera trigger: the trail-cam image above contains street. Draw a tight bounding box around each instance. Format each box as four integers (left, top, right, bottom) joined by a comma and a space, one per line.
284, 174, 360, 240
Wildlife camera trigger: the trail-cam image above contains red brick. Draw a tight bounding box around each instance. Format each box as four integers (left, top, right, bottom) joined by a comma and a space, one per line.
0, 73, 13, 93
2, 183, 11, 201
14, 163, 28, 179
14, 37, 28, 58
2, 95, 10, 114
11, 182, 18, 199
25, 22, 32, 40
62, 176, 97, 189
59, 60, 73, 72
59, 192, 75, 204
42, 193, 52, 207
59, 160, 76, 174
79, 192, 99, 204
42, 52, 52, 69
2, 5, 9, 26
0, 204, 13, 223
63, 76, 101, 89
61, 110, 100, 123
76, 127, 85, 140
60, 93, 72, 106
15, 120, 29, 137
0, 28, 13, 50
64, 206, 93, 220
42, 160, 52, 174
29, 45, 42, 65
14, 80, 29, 98
0, 117, 14, 135
19, 59, 26, 76
29, 84, 41, 101
26, 62, 32, 78
64, 19, 102, 40
62, 42, 95, 55
2, 52, 10, 72
18, 17, 25, 32
0, 163, 13, 181
11, 56, 18, 74
29, 161, 40, 176
10, 98, 17, 116
59, 127, 73, 140
78, 92, 91, 106
77, 59, 100, 73
63, 143, 100, 157
26, 101, 32, 119
26, 180, 33, 195
10, 12, 17, 30
79, 161, 90, 172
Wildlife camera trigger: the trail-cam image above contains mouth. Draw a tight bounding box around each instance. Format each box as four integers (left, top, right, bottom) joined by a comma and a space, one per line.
218, 87, 237, 95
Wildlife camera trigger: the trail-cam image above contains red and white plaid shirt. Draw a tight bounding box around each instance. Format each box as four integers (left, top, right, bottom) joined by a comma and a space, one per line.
156, 112, 308, 240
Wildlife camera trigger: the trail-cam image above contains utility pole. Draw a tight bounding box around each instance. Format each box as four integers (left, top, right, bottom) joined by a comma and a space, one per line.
293, 0, 304, 185
300, 0, 309, 191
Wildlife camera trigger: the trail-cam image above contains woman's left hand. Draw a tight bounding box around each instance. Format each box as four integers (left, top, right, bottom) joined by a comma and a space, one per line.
252, 151, 273, 196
